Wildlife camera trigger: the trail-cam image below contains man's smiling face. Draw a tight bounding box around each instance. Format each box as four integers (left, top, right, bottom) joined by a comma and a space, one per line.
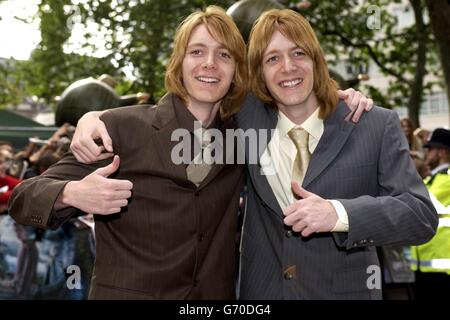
262, 30, 316, 112
182, 24, 236, 110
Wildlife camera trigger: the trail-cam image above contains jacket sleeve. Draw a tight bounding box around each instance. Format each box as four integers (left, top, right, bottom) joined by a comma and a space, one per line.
8, 111, 119, 229
333, 111, 438, 250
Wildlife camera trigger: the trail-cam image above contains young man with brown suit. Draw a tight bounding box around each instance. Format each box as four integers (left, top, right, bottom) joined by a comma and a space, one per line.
9, 6, 247, 299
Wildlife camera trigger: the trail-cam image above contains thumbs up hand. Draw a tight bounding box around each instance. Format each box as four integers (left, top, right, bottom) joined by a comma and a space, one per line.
282, 181, 338, 237
94, 154, 121, 178
60, 155, 133, 214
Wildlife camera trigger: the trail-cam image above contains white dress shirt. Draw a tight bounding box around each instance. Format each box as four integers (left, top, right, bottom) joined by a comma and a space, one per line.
260, 108, 349, 232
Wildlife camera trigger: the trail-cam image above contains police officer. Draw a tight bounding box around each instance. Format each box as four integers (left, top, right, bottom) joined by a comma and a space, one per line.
411, 128, 450, 299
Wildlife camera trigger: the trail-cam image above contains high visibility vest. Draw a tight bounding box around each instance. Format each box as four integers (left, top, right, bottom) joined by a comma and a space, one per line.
410, 169, 450, 274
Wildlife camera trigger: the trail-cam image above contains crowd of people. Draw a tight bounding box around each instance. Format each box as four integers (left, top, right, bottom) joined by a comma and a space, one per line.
398, 119, 450, 299
0, 124, 95, 299
1, 123, 74, 211
0, 73, 151, 299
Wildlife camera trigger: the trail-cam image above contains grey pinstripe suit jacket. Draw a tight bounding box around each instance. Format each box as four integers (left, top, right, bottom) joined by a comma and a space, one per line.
235, 94, 438, 300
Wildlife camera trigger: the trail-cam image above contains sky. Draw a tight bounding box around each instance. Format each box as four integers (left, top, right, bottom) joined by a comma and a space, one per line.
0, 0, 111, 60
0, 0, 41, 60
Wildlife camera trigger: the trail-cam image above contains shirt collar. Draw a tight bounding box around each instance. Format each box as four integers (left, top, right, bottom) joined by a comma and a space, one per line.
431, 163, 450, 176
277, 107, 323, 140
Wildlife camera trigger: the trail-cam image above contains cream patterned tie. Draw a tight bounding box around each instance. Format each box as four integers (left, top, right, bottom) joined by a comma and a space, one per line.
186, 129, 214, 187
288, 127, 311, 184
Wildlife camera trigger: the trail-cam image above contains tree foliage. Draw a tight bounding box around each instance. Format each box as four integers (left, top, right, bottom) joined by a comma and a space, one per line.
75, 0, 235, 101
290, 0, 442, 127
426, 0, 450, 114
1, 0, 447, 127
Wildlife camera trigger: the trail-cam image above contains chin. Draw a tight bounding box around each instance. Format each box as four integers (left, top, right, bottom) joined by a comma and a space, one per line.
279, 98, 306, 107
198, 92, 226, 103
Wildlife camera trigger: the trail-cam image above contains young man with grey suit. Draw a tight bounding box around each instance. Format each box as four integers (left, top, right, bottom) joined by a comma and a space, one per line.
235, 9, 437, 299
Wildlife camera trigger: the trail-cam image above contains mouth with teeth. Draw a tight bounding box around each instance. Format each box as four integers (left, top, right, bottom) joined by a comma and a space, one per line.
196, 76, 220, 84
279, 78, 303, 88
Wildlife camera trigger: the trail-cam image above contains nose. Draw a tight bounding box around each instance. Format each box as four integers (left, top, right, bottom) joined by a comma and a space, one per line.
282, 56, 297, 73
202, 52, 217, 69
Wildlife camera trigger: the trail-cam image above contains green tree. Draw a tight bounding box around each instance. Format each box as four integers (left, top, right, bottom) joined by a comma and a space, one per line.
23, 0, 72, 103
0, 0, 119, 109
0, 58, 23, 108
426, 0, 450, 120
3, 0, 445, 128
75, 0, 235, 101
294, 0, 440, 127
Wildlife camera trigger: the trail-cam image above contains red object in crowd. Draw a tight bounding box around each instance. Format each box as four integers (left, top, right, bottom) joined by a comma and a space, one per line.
0, 175, 22, 204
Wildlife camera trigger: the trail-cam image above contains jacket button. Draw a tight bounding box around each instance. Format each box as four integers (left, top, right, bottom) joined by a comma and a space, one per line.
198, 234, 205, 242
193, 279, 198, 287
283, 265, 296, 280
286, 230, 293, 238
195, 191, 200, 197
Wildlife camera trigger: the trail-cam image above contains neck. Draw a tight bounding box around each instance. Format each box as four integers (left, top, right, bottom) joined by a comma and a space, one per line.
277, 96, 319, 125
187, 100, 221, 127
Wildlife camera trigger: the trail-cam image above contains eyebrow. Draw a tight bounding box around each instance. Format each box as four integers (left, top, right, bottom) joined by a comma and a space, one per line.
263, 45, 303, 58
187, 42, 229, 51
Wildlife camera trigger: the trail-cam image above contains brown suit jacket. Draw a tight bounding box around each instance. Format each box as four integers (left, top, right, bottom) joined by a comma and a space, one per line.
9, 93, 245, 299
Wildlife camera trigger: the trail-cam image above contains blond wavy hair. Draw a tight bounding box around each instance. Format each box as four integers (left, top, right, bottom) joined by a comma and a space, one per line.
247, 9, 339, 119
165, 6, 247, 120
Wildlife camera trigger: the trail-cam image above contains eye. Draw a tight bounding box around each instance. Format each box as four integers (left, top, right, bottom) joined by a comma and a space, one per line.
293, 50, 305, 57
265, 56, 278, 63
219, 51, 232, 59
189, 49, 202, 56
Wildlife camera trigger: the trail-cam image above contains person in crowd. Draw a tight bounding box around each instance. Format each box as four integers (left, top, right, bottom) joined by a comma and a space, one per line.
411, 128, 450, 299
0, 141, 13, 153
400, 118, 425, 164
414, 128, 430, 146
13, 223, 40, 299
1, 149, 21, 213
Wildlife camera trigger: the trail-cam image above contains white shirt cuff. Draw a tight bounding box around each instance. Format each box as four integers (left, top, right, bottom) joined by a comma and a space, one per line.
328, 200, 349, 232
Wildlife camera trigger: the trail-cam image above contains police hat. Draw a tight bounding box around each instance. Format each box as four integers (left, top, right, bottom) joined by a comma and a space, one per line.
424, 128, 450, 150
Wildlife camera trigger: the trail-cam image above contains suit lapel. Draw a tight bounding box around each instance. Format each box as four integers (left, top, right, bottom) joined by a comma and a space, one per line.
302, 101, 355, 189
243, 102, 284, 218
150, 94, 189, 184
